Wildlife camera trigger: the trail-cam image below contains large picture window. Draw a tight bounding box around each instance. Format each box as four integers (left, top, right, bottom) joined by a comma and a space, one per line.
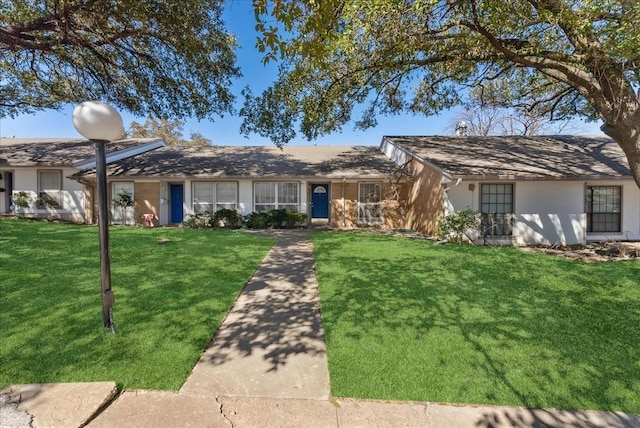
254, 182, 299, 212
586, 186, 621, 233
481, 184, 513, 236
358, 182, 383, 224
37, 170, 62, 208
192, 182, 238, 213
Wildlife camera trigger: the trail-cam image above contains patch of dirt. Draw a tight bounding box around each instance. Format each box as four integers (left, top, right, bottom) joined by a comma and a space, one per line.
521, 242, 640, 263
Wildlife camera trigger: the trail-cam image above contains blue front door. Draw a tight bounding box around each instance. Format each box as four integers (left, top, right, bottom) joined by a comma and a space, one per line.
170, 184, 184, 223
311, 184, 329, 219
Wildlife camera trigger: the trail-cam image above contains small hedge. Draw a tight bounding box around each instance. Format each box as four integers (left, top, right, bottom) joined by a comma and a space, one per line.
184, 209, 308, 230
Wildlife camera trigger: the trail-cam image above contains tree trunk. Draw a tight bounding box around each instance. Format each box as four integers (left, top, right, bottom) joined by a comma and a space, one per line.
600, 119, 640, 190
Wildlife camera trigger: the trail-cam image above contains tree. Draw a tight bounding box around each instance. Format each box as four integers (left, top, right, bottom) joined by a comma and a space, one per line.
242, 0, 640, 188
1, 0, 239, 120
127, 116, 211, 146
447, 81, 581, 136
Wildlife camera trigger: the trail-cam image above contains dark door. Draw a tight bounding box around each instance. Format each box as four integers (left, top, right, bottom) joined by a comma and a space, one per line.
4, 172, 14, 213
311, 184, 329, 219
170, 184, 184, 223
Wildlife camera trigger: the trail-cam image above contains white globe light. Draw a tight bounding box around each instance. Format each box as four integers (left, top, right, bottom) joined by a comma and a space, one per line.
72, 101, 124, 142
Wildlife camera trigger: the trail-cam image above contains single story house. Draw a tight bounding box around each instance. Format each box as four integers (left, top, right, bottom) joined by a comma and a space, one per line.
71, 145, 410, 229
4, 135, 638, 246
382, 135, 640, 245
0, 138, 165, 222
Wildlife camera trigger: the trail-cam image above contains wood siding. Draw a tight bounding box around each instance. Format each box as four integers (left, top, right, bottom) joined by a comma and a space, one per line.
405, 161, 444, 236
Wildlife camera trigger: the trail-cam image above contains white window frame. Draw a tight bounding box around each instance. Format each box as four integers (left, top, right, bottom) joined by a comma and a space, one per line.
192, 182, 238, 213
253, 182, 299, 212
111, 182, 135, 225
37, 170, 62, 208
357, 182, 383, 225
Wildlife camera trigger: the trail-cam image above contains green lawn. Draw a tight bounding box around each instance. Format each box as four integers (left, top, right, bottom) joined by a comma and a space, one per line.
311, 232, 640, 413
0, 219, 274, 390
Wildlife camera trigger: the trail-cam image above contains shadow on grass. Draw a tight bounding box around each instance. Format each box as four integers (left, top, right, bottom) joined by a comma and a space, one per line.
0, 220, 274, 390
311, 232, 640, 414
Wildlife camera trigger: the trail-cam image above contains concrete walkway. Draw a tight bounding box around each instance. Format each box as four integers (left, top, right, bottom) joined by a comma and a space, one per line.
3, 230, 640, 427
180, 230, 330, 399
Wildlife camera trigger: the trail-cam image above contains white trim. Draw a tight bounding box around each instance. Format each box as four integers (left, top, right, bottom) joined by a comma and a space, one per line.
357, 181, 383, 225
380, 137, 453, 183
73, 139, 166, 170
253, 181, 300, 212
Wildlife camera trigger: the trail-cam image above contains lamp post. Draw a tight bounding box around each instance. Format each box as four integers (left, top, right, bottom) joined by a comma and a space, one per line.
72, 101, 124, 332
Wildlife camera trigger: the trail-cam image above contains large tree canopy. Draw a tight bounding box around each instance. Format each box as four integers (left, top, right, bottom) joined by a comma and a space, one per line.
242, 0, 640, 187
1, 0, 239, 119
127, 116, 211, 146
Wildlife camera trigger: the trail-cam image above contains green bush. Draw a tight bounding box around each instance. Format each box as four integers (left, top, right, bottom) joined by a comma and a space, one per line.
437, 209, 479, 244
184, 211, 213, 229
285, 211, 308, 228
268, 209, 288, 228
13, 191, 32, 214
244, 210, 308, 229
244, 212, 269, 229
212, 209, 243, 229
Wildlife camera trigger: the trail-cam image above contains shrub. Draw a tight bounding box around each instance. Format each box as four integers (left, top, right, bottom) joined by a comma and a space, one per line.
212, 209, 243, 229
285, 211, 308, 228
437, 209, 479, 244
268, 209, 288, 228
244, 210, 308, 229
13, 191, 32, 215
244, 212, 269, 229
184, 211, 213, 229
112, 189, 134, 225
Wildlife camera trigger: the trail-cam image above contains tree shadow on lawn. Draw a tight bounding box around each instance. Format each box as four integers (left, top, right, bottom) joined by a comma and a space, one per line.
0, 225, 275, 390
312, 233, 640, 414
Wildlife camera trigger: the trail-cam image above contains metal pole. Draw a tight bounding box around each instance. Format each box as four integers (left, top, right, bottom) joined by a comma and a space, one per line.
95, 141, 115, 332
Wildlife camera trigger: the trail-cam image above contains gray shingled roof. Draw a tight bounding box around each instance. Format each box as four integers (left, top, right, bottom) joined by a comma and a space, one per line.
0, 138, 162, 167
384, 135, 631, 179
74, 145, 399, 179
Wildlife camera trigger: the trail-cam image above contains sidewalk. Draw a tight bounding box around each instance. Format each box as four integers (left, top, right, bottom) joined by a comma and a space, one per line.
2, 230, 639, 427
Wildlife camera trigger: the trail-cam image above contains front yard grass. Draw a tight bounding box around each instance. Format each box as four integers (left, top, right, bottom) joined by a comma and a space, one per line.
0, 219, 274, 390
311, 232, 640, 413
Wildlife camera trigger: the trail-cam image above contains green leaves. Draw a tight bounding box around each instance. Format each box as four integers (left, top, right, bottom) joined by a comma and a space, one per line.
242, 0, 639, 145
1, 0, 240, 119
127, 116, 212, 146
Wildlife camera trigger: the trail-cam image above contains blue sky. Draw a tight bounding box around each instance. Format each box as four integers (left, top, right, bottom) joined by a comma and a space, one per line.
0, 1, 602, 146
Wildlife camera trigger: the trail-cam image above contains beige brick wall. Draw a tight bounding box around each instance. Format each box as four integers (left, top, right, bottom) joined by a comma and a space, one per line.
134, 182, 160, 226
383, 181, 410, 229
329, 182, 359, 228
404, 161, 444, 236
328, 181, 409, 229
84, 185, 95, 224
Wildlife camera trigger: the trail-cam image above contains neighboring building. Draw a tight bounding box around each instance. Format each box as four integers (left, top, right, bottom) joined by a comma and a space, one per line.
72, 145, 409, 229
382, 135, 640, 245
0, 138, 165, 223
4, 135, 638, 246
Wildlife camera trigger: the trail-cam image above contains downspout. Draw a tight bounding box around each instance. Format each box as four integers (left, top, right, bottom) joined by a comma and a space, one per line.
342, 177, 346, 228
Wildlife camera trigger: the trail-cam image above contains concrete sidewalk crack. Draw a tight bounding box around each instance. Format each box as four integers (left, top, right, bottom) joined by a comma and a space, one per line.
216, 396, 234, 427
78, 386, 121, 428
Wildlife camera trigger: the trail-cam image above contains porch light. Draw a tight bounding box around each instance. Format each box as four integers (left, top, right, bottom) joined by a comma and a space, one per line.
72, 101, 124, 332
